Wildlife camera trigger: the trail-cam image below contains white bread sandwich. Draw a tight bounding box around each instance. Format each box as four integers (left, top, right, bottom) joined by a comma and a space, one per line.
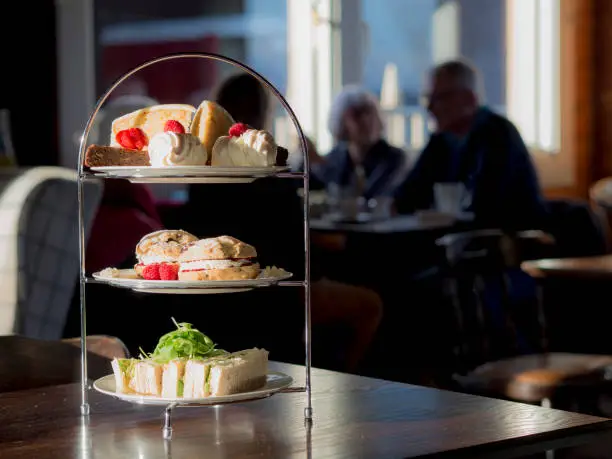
110, 104, 196, 148
183, 348, 269, 398
134, 229, 198, 280
112, 358, 163, 396
178, 235, 260, 281
161, 359, 187, 398
111, 349, 268, 398
111, 358, 135, 394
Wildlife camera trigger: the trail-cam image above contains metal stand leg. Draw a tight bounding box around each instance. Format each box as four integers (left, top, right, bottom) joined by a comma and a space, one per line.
305, 416, 313, 459
163, 404, 176, 440
79, 277, 89, 416
78, 179, 89, 417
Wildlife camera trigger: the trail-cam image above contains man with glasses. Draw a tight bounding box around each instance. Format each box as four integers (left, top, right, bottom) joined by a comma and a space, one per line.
394, 59, 547, 231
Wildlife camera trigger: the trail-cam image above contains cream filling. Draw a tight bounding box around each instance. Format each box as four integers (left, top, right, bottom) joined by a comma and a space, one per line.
211, 130, 277, 167
179, 259, 252, 272
148, 132, 209, 166
138, 254, 178, 265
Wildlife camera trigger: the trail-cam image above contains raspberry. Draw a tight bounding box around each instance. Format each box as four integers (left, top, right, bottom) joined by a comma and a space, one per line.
159, 263, 179, 280
228, 123, 250, 137
142, 263, 161, 280
116, 128, 148, 150
164, 120, 186, 134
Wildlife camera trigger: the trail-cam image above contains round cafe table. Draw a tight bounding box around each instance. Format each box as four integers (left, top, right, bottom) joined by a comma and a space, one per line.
309, 210, 474, 234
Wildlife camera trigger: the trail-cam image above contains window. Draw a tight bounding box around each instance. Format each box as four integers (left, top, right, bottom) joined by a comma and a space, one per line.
506, 0, 561, 153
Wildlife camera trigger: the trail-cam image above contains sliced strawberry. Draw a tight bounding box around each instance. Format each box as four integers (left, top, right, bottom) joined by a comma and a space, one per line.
142, 263, 161, 280
116, 128, 148, 150
228, 123, 250, 137
164, 120, 186, 134
159, 263, 179, 280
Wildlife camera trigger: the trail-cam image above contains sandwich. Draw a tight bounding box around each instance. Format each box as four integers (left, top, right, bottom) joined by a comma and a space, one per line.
189, 100, 235, 162
134, 230, 198, 280
161, 359, 187, 398
112, 358, 163, 396
183, 348, 269, 398
178, 235, 261, 281
110, 319, 268, 399
110, 104, 196, 148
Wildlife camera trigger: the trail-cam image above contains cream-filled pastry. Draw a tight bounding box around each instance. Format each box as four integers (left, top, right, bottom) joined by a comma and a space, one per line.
178, 236, 260, 281
148, 132, 209, 167
211, 124, 277, 167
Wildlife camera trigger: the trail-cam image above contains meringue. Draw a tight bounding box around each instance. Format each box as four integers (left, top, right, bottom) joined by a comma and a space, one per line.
211, 129, 277, 167
148, 132, 209, 167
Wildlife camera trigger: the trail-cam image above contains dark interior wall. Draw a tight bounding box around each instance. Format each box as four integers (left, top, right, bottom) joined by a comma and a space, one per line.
0, 0, 58, 166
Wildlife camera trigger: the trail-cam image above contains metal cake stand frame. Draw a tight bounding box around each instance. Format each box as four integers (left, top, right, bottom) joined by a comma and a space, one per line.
76, 53, 312, 439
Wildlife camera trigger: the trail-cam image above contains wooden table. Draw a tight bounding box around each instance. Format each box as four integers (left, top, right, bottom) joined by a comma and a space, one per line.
522, 254, 612, 279
0, 335, 112, 393
309, 212, 473, 234
1, 362, 612, 458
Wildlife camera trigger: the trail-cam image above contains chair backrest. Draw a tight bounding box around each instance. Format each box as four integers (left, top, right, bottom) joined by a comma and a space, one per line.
436, 229, 554, 373
589, 178, 612, 251
543, 198, 608, 257
0, 167, 103, 339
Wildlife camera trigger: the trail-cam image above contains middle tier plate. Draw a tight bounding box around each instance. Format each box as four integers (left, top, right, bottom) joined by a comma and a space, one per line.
89, 165, 292, 184
92, 268, 293, 294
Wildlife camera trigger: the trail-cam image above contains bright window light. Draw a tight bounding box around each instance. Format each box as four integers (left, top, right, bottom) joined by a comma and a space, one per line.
506, 0, 560, 153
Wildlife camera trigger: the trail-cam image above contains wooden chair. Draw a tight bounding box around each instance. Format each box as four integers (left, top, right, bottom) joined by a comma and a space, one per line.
62, 335, 130, 360
589, 177, 612, 251
436, 229, 612, 413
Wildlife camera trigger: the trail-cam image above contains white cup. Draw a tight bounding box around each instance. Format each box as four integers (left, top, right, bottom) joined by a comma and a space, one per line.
434, 182, 468, 215
368, 196, 393, 220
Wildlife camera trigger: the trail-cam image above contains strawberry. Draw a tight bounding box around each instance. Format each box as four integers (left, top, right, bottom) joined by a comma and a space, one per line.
228, 123, 250, 137
116, 128, 148, 150
142, 263, 161, 280
164, 120, 186, 134
159, 263, 179, 280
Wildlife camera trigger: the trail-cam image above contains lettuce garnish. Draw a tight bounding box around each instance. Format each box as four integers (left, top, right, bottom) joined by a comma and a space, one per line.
139, 318, 226, 364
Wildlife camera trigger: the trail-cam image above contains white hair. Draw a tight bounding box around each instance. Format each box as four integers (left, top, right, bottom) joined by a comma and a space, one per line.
327, 85, 380, 141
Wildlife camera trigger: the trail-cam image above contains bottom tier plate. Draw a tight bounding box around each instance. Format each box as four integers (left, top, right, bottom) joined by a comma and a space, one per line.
93, 372, 294, 406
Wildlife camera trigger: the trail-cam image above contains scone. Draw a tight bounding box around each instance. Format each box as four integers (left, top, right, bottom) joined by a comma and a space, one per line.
135, 229, 198, 280
189, 101, 235, 162
110, 104, 196, 148
178, 236, 261, 281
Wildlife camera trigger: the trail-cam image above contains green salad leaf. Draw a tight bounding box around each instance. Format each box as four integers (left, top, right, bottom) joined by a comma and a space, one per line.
142, 318, 227, 364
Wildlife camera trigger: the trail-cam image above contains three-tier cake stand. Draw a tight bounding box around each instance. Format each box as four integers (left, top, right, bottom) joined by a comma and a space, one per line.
76, 53, 312, 439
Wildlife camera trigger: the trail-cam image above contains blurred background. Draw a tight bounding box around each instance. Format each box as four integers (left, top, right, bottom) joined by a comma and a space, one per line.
3, 0, 578, 195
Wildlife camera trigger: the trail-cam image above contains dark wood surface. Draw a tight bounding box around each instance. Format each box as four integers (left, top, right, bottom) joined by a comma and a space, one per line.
0, 335, 112, 393
522, 255, 612, 279
1, 361, 612, 458
460, 353, 612, 403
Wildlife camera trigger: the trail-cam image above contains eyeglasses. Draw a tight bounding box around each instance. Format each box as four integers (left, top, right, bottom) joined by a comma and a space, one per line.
420, 89, 462, 108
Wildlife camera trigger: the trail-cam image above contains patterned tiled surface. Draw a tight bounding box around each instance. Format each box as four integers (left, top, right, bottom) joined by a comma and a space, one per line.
0, 167, 102, 339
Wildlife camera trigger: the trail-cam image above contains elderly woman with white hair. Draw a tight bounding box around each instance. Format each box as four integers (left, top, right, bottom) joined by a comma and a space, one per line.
311, 85, 408, 200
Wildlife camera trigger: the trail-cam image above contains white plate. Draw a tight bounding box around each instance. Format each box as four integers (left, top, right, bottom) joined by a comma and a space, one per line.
93, 372, 294, 406
92, 268, 293, 294
90, 165, 290, 184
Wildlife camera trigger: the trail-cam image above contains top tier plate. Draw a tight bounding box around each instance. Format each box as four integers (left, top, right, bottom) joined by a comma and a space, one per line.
88, 165, 296, 184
